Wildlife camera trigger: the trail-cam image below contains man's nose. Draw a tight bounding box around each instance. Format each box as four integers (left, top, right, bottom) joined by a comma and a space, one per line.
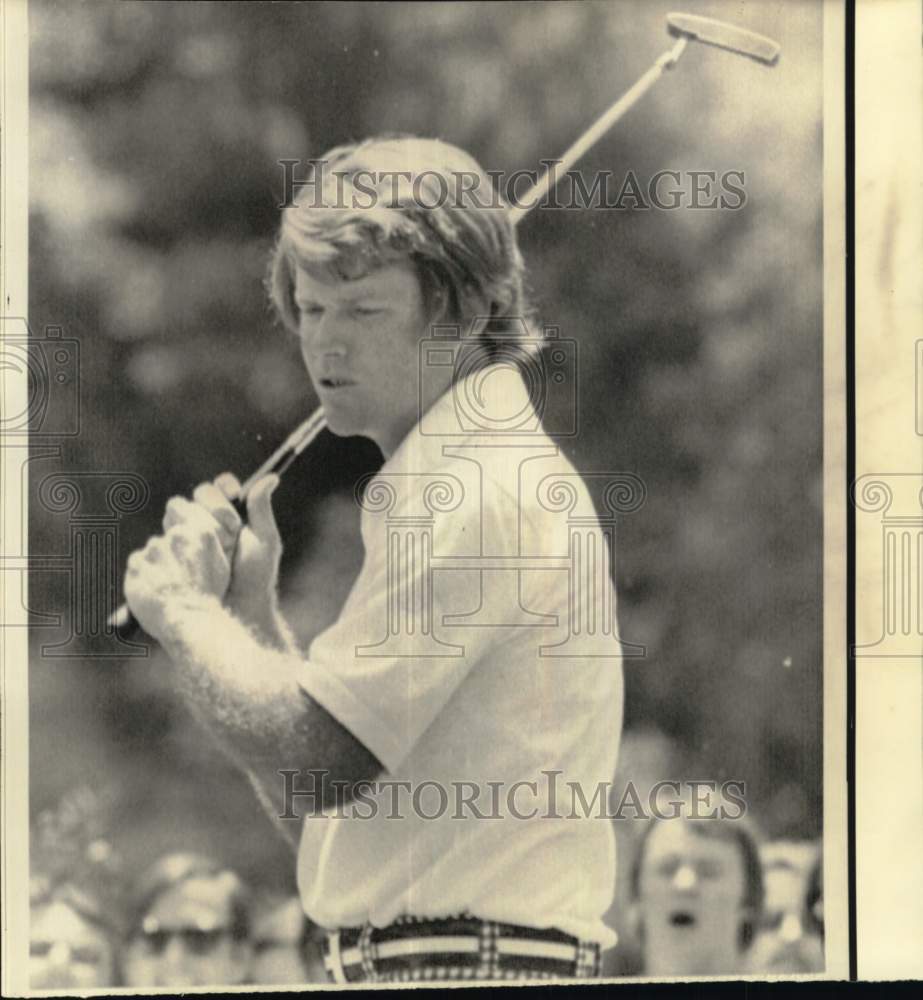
309, 313, 347, 357
47, 941, 72, 970
778, 913, 804, 944
672, 864, 698, 891
41, 942, 77, 988
161, 936, 194, 975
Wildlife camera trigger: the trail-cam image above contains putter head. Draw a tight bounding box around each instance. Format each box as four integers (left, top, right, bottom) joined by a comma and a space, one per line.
667, 13, 781, 66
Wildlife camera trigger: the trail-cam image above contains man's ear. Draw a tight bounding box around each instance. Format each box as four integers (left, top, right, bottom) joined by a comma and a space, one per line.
738, 907, 757, 952
626, 902, 645, 949
423, 285, 457, 333
428, 288, 449, 325
229, 940, 253, 983
461, 315, 491, 341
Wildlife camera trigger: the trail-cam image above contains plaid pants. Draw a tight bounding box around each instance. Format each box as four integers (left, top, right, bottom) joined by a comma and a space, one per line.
322, 914, 602, 984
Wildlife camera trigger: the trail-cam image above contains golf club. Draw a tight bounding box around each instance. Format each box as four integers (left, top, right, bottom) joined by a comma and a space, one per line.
109, 12, 780, 634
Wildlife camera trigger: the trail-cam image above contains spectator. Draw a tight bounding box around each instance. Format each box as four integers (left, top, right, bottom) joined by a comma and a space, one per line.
748, 841, 824, 973
30, 787, 124, 989
249, 894, 326, 985
627, 815, 764, 976
805, 850, 824, 941
30, 875, 118, 989
122, 852, 251, 987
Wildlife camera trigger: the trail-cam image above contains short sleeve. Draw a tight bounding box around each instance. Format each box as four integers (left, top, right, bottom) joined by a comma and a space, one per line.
296, 496, 511, 773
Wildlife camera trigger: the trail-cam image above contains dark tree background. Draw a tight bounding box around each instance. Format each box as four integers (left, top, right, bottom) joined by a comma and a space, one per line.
28, 0, 823, 928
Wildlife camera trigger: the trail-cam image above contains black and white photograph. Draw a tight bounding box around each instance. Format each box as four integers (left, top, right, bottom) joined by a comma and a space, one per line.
11, 0, 915, 991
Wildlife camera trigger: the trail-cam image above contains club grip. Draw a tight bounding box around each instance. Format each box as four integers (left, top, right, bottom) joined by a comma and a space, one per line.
109, 601, 138, 634
109, 493, 250, 635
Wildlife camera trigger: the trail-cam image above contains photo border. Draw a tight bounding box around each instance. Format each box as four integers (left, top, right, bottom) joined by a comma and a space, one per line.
4, 0, 916, 991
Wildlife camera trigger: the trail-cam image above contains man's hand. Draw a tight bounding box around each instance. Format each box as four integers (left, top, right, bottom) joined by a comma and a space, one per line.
185, 473, 285, 641
124, 503, 231, 641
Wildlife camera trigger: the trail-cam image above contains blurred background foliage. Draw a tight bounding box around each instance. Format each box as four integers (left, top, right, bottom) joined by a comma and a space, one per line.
28, 0, 823, 921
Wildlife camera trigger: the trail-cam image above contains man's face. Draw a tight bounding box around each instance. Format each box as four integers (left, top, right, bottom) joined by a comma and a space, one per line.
30, 901, 114, 989
294, 261, 446, 457
250, 897, 326, 985
637, 820, 748, 976
748, 854, 824, 973
122, 875, 250, 988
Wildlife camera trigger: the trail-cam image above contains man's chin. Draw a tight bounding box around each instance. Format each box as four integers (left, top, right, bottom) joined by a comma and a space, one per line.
321, 412, 363, 439
764, 950, 821, 974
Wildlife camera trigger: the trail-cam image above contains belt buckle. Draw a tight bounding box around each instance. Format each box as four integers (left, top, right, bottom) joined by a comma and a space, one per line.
323, 929, 348, 984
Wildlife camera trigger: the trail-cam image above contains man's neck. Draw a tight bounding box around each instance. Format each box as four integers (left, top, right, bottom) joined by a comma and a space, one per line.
374, 368, 455, 458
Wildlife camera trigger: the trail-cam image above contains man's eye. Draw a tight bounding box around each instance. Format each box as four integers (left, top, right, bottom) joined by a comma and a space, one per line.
353, 306, 383, 317
298, 305, 324, 318
697, 860, 722, 880
30, 942, 51, 957
71, 947, 102, 964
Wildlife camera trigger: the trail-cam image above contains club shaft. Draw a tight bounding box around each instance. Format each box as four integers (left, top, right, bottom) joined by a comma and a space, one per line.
237, 407, 327, 496
109, 408, 327, 633
507, 37, 688, 226
113, 32, 695, 638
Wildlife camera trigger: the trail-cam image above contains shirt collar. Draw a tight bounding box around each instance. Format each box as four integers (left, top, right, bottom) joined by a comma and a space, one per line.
380, 363, 534, 476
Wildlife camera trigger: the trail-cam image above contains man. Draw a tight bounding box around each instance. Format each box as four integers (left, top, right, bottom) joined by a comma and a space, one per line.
29, 877, 118, 990
125, 137, 623, 983
626, 815, 764, 976
29, 787, 122, 989
121, 852, 252, 988
250, 894, 327, 985
748, 841, 824, 974
805, 850, 824, 941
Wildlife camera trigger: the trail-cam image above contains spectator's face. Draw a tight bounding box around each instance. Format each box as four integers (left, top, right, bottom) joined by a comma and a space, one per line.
295, 262, 445, 456
122, 875, 250, 987
250, 897, 325, 985
30, 901, 114, 989
637, 820, 747, 975
749, 860, 824, 973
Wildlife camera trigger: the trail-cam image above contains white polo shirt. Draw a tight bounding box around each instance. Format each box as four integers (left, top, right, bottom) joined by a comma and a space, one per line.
295, 366, 623, 947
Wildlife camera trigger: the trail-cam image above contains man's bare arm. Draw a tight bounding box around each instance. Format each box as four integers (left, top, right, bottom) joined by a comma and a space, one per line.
154, 590, 383, 817
125, 474, 382, 818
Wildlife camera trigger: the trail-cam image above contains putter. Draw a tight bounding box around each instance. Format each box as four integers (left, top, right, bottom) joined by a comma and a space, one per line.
509, 12, 780, 223
110, 12, 780, 633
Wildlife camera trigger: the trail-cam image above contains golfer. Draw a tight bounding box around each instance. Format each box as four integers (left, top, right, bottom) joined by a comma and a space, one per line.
125, 136, 623, 983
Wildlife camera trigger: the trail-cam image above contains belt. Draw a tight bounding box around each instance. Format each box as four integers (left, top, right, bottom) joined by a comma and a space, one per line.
322, 914, 601, 983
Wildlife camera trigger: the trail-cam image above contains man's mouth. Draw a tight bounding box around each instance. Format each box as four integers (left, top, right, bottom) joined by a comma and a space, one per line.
668, 910, 697, 929
319, 377, 356, 389
766, 949, 813, 973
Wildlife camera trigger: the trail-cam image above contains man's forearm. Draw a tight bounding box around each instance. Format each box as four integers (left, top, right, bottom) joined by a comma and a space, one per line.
232, 592, 302, 655
147, 588, 382, 820
157, 591, 312, 782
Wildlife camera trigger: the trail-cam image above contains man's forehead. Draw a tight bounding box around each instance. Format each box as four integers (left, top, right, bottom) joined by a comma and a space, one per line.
146, 876, 234, 928
645, 820, 736, 862
252, 898, 304, 943
760, 841, 816, 873
763, 866, 806, 909
294, 262, 414, 300
31, 900, 102, 942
